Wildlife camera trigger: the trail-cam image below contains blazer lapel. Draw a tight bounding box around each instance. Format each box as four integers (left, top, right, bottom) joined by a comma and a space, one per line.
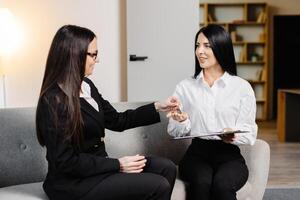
80, 98, 104, 129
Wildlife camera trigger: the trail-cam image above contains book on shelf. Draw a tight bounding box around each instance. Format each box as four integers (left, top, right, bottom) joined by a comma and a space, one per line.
239, 49, 247, 62
232, 19, 245, 24
260, 69, 267, 81
231, 32, 243, 42
257, 11, 267, 23
207, 13, 214, 22
259, 32, 266, 42
231, 31, 237, 42
262, 12, 267, 22
255, 69, 263, 81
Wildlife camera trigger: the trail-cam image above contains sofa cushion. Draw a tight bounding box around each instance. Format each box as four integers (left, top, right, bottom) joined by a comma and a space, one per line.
0, 182, 48, 200
171, 179, 186, 200
237, 181, 252, 200
105, 102, 191, 165
239, 139, 270, 200
0, 180, 186, 200
0, 108, 47, 188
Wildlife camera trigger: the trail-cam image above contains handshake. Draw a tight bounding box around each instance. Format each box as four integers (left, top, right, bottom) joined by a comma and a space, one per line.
154, 96, 188, 123
118, 97, 188, 174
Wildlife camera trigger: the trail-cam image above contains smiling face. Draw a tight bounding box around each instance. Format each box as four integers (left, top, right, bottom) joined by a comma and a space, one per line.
195, 33, 219, 70
85, 37, 99, 76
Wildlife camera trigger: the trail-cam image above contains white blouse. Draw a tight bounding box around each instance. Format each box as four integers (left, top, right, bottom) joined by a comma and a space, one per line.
80, 80, 99, 112
167, 71, 257, 145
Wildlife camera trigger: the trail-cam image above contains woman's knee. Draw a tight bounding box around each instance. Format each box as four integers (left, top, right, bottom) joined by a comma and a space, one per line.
152, 156, 176, 168
147, 175, 171, 199
211, 185, 236, 200
157, 176, 171, 193
211, 178, 237, 200
147, 156, 177, 176
162, 158, 177, 174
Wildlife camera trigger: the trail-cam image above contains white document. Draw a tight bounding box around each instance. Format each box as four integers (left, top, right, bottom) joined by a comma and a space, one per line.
172, 130, 250, 140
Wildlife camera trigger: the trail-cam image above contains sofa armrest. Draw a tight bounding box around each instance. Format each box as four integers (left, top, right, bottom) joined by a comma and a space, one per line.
239, 139, 270, 200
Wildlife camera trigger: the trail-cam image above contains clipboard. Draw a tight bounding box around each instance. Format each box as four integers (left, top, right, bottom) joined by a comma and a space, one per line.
171, 130, 250, 140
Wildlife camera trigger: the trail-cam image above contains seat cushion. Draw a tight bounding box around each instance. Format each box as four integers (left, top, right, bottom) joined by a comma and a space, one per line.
237, 181, 252, 200
0, 180, 186, 200
0, 182, 48, 200
171, 179, 186, 200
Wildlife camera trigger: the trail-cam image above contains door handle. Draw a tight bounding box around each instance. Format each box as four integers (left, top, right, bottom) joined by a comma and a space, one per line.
129, 54, 148, 61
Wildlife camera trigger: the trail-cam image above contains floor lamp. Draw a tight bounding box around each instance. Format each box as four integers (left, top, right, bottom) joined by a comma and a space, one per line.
0, 61, 6, 108
0, 8, 23, 108
0, 8, 9, 108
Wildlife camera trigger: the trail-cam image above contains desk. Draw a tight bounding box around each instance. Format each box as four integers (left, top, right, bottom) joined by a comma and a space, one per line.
277, 89, 300, 142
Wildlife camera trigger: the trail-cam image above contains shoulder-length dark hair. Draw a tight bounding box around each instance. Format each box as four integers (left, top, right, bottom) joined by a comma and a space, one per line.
194, 24, 237, 78
36, 25, 96, 147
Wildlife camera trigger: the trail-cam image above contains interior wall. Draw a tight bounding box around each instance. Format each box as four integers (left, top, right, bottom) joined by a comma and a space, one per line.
1, 0, 124, 107
1, 0, 300, 109
201, 0, 300, 118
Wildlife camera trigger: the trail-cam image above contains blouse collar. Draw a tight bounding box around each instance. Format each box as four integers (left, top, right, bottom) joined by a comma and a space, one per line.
196, 70, 231, 87
80, 80, 91, 98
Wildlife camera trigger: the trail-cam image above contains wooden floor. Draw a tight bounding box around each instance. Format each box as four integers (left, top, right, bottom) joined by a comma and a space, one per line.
257, 121, 300, 187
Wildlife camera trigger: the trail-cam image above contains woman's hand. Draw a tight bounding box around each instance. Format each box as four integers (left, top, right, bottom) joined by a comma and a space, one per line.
220, 128, 235, 143
118, 154, 146, 173
166, 111, 188, 122
154, 96, 180, 112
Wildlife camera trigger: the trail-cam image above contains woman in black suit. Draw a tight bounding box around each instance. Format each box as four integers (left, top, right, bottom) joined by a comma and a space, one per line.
36, 25, 178, 200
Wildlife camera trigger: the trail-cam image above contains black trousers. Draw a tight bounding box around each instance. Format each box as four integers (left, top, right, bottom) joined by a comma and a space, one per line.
179, 138, 249, 200
80, 156, 177, 200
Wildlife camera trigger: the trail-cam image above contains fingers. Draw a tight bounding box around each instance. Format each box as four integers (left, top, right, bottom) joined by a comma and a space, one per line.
167, 111, 188, 122
169, 96, 178, 102
220, 128, 235, 143
126, 154, 145, 162
158, 96, 181, 112
168, 96, 179, 104
125, 159, 146, 168
223, 128, 233, 133
124, 161, 146, 172
169, 96, 180, 108
126, 169, 144, 173
220, 134, 235, 140
220, 133, 235, 143
119, 155, 147, 173
166, 111, 172, 118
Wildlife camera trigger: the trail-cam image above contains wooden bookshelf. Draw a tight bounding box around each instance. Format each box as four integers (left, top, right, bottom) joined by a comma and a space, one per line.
200, 2, 269, 120
237, 61, 265, 65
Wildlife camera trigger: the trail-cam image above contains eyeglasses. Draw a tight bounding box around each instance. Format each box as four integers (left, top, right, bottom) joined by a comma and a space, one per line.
87, 51, 98, 60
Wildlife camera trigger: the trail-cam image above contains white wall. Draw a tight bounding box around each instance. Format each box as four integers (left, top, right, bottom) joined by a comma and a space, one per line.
1, 0, 125, 107
1, 0, 300, 108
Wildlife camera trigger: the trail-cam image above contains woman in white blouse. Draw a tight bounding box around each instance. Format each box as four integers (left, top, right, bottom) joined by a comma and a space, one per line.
167, 24, 257, 200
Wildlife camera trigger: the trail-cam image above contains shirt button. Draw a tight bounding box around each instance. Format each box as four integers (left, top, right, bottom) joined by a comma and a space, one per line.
94, 144, 99, 148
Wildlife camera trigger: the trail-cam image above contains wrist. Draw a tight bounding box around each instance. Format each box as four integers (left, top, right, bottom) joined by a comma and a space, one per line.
118, 159, 124, 172
154, 102, 160, 111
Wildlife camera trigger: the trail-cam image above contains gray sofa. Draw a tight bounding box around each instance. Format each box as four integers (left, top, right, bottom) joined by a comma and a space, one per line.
0, 102, 270, 200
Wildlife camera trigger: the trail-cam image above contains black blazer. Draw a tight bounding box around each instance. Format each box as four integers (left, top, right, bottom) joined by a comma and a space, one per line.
38, 78, 160, 200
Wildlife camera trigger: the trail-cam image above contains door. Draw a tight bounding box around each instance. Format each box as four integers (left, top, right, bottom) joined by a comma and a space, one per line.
127, 0, 199, 101
273, 15, 300, 118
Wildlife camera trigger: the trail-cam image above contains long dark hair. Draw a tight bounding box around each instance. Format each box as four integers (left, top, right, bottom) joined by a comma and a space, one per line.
36, 25, 96, 147
194, 24, 237, 78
